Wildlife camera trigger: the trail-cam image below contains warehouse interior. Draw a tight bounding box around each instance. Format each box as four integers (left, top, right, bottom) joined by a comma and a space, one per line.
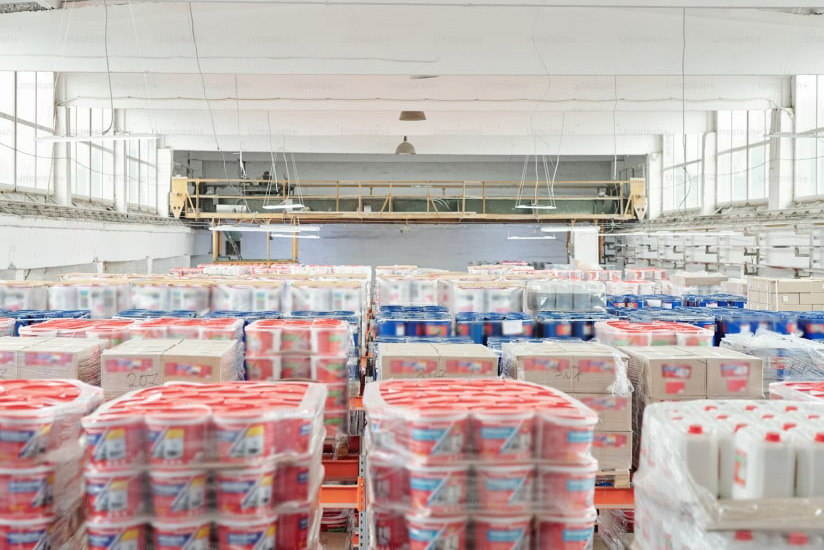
1, 1, 824, 549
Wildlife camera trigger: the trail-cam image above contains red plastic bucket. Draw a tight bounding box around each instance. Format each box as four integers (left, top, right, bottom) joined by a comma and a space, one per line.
473, 515, 532, 550
148, 469, 207, 519
84, 468, 145, 520
408, 464, 468, 514
215, 465, 275, 516
475, 464, 535, 513
406, 514, 467, 550
86, 519, 147, 550
144, 407, 208, 466
82, 412, 145, 468
472, 409, 534, 460
216, 516, 277, 550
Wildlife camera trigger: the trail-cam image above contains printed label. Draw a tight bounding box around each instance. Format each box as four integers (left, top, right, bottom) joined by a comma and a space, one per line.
664, 381, 686, 394
726, 379, 748, 393
105, 358, 153, 373
662, 364, 691, 379
90, 428, 127, 462
734, 448, 748, 487
567, 430, 594, 444
485, 527, 527, 543
148, 428, 185, 460
164, 363, 213, 378
447, 360, 493, 375
593, 433, 627, 448
217, 425, 265, 458
526, 358, 569, 373
88, 529, 141, 550
566, 478, 595, 492
501, 320, 525, 335
563, 528, 593, 542
721, 363, 749, 377
390, 360, 436, 375
87, 478, 129, 513
578, 360, 613, 374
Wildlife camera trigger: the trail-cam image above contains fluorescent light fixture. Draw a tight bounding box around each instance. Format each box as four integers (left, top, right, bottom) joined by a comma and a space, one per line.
507, 235, 557, 240
605, 230, 742, 237
515, 204, 558, 210
37, 133, 159, 143
541, 225, 600, 233
211, 225, 269, 232
764, 132, 824, 139
270, 233, 320, 240
259, 224, 320, 233
262, 202, 305, 210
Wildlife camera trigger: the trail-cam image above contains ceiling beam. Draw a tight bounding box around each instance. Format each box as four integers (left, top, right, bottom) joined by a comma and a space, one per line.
2, 5, 824, 74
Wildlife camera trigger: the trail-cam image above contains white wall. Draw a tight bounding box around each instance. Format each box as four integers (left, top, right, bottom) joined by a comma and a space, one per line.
231, 223, 570, 269
0, 215, 208, 279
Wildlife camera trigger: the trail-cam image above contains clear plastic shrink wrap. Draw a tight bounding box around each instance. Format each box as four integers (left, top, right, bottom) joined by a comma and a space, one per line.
722, 331, 824, 391
245, 318, 353, 440
82, 381, 327, 550
634, 399, 824, 549
0, 379, 103, 549
363, 378, 599, 550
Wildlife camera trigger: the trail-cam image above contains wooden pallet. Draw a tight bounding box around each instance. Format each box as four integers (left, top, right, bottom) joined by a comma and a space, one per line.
595, 468, 631, 489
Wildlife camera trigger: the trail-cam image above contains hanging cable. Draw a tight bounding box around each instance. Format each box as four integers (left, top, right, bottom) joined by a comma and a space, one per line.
101, 0, 115, 135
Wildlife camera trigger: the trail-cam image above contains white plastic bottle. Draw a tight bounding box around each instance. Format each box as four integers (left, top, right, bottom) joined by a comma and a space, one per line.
775, 532, 824, 550
682, 424, 719, 497
794, 431, 824, 498
719, 421, 749, 499
732, 427, 795, 499
724, 530, 775, 550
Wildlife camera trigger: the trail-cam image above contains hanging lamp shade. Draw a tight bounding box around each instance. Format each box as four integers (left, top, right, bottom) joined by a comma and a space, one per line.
395, 136, 416, 155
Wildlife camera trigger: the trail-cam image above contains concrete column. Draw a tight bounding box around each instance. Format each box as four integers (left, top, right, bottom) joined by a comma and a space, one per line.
768, 108, 794, 211
157, 147, 173, 217
53, 106, 71, 207
701, 132, 717, 215
647, 139, 663, 220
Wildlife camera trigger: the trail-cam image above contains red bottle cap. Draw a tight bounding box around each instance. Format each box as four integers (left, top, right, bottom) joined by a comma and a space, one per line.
815, 433, 824, 443
687, 425, 703, 435
765, 432, 781, 443
734, 531, 753, 541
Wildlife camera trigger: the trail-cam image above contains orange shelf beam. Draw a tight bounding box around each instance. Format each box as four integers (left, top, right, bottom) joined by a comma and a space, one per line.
320, 482, 633, 511
323, 457, 360, 481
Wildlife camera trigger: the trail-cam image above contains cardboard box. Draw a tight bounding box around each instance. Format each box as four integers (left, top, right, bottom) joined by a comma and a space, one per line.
592, 430, 632, 470
162, 339, 238, 384
434, 344, 498, 378
573, 393, 632, 432
704, 347, 763, 398
777, 293, 800, 305
622, 346, 707, 398
671, 273, 728, 288
377, 343, 440, 379
502, 341, 627, 393
19, 337, 102, 385
0, 337, 39, 379
102, 339, 178, 399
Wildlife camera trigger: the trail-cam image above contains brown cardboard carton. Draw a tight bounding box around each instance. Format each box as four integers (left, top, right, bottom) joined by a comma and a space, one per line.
704, 347, 763, 398
102, 339, 178, 399
671, 273, 728, 287
573, 393, 632, 432
622, 346, 707, 398
592, 430, 632, 470
434, 344, 498, 378
500, 342, 574, 392
0, 337, 42, 379
19, 337, 103, 385
162, 339, 238, 384
777, 293, 800, 305
377, 343, 440, 379
565, 342, 627, 393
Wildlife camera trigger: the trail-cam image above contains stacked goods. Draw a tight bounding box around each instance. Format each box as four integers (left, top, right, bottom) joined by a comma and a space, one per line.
769, 380, 824, 401
535, 311, 616, 341
0, 318, 13, 336
502, 341, 633, 470
101, 338, 242, 400
212, 281, 284, 312
116, 310, 200, 319
623, 346, 763, 402
526, 280, 607, 312
455, 312, 535, 345
605, 279, 657, 296
626, 309, 716, 331
129, 281, 212, 314
634, 399, 824, 549
0, 379, 103, 549
245, 319, 352, 439
18, 319, 134, 348
364, 378, 599, 550
623, 268, 667, 281
595, 320, 715, 347
439, 278, 524, 314
798, 313, 824, 340
721, 332, 824, 391
581, 269, 623, 282
0, 281, 49, 311
82, 381, 326, 550
129, 317, 244, 341
682, 294, 747, 308
0, 336, 103, 385
375, 306, 452, 339
0, 310, 92, 336
47, 281, 131, 318
665, 271, 729, 296
375, 343, 498, 381
748, 277, 824, 312
287, 280, 366, 316
597, 509, 634, 550
545, 268, 584, 280
376, 275, 439, 307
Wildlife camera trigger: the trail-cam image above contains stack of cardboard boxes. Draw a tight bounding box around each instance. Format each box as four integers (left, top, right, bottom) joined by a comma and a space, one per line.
501, 340, 633, 472
747, 276, 824, 311
0, 336, 102, 384
101, 338, 240, 399
375, 342, 498, 380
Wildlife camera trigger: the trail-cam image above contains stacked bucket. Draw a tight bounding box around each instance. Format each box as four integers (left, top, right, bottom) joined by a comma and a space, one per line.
245, 318, 352, 440
595, 320, 715, 347
81, 381, 327, 550
0, 379, 103, 549
363, 378, 599, 549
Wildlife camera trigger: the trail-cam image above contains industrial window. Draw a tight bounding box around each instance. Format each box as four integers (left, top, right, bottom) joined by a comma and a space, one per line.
0, 71, 55, 193
715, 110, 770, 205
662, 133, 702, 213
126, 138, 158, 211
794, 75, 824, 199
68, 107, 115, 203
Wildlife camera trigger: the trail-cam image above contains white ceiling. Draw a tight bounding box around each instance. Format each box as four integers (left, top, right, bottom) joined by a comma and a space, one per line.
1, 3, 820, 155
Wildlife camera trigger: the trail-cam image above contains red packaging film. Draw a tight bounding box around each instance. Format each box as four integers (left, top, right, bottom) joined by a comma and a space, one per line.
364, 378, 599, 548
86, 519, 148, 550
82, 381, 327, 550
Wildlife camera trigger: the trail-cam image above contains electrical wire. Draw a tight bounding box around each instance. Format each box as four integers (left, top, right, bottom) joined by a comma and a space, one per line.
678, 6, 692, 214
101, 0, 115, 135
